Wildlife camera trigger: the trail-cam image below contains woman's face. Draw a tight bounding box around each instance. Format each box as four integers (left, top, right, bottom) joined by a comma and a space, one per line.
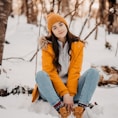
51, 22, 67, 42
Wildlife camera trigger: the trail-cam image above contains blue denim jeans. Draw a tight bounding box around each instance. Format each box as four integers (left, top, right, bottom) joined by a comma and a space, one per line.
35, 68, 99, 106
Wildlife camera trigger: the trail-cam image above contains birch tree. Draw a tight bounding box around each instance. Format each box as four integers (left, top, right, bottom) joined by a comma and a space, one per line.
0, 0, 12, 66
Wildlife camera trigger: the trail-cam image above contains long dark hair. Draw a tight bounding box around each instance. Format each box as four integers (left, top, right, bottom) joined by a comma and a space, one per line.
46, 29, 80, 72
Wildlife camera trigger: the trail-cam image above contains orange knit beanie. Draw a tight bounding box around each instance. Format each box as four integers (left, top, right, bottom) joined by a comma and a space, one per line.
47, 12, 67, 32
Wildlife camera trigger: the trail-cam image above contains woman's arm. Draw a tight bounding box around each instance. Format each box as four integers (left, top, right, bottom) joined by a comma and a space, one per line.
42, 44, 69, 97
67, 41, 84, 96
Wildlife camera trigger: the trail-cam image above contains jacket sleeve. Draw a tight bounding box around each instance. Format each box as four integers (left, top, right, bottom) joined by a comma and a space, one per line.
67, 41, 84, 96
32, 84, 39, 102
42, 44, 69, 97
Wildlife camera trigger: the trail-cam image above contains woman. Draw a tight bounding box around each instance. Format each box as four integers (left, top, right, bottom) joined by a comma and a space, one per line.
32, 12, 100, 118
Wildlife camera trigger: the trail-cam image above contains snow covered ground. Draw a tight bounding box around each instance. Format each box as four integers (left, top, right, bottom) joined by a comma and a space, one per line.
0, 15, 118, 118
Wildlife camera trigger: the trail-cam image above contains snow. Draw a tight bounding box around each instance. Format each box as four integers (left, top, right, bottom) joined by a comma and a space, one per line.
0, 15, 118, 118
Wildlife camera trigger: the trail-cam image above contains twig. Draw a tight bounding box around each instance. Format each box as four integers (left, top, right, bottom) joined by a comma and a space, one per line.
115, 40, 118, 56
83, 22, 101, 40
3, 57, 26, 61
29, 49, 39, 62
0, 105, 6, 109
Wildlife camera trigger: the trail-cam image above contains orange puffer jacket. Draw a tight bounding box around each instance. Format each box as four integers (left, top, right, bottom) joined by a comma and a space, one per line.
32, 40, 84, 102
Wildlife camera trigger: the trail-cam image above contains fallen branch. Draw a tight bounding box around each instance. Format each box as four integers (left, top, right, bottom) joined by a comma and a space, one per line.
0, 85, 33, 97
98, 80, 118, 86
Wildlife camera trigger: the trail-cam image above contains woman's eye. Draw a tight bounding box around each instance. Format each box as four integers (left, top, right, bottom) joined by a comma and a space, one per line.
59, 23, 63, 26
52, 27, 57, 30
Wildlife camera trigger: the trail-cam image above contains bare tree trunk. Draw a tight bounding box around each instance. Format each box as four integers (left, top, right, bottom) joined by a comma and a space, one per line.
61, 0, 70, 14
57, 0, 61, 13
79, 0, 95, 37
26, 0, 38, 25
0, 0, 12, 66
94, 25, 98, 40
98, 0, 108, 25
98, 0, 105, 24
107, 0, 118, 34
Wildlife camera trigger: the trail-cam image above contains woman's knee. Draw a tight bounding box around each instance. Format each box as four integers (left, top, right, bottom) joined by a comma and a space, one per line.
88, 68, 99, 78
35, 70, 48, 81
88, 68, 98, 73
85, 68, 100, 85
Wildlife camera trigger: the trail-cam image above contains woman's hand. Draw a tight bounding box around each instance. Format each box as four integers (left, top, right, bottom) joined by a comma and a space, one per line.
63, 94, 74, 112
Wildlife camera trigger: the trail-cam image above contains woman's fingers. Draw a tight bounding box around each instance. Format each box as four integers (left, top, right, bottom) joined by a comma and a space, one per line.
64, 103, 73, 112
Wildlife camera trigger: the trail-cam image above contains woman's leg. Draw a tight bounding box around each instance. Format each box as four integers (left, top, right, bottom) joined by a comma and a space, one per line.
35, 71, 61, 106
36, 71, 70, 117
74, 68, 100, 106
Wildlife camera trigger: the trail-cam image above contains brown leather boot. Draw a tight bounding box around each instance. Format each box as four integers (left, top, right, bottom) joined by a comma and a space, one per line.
73, 106, 84, 118
59, 106, 70, 118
